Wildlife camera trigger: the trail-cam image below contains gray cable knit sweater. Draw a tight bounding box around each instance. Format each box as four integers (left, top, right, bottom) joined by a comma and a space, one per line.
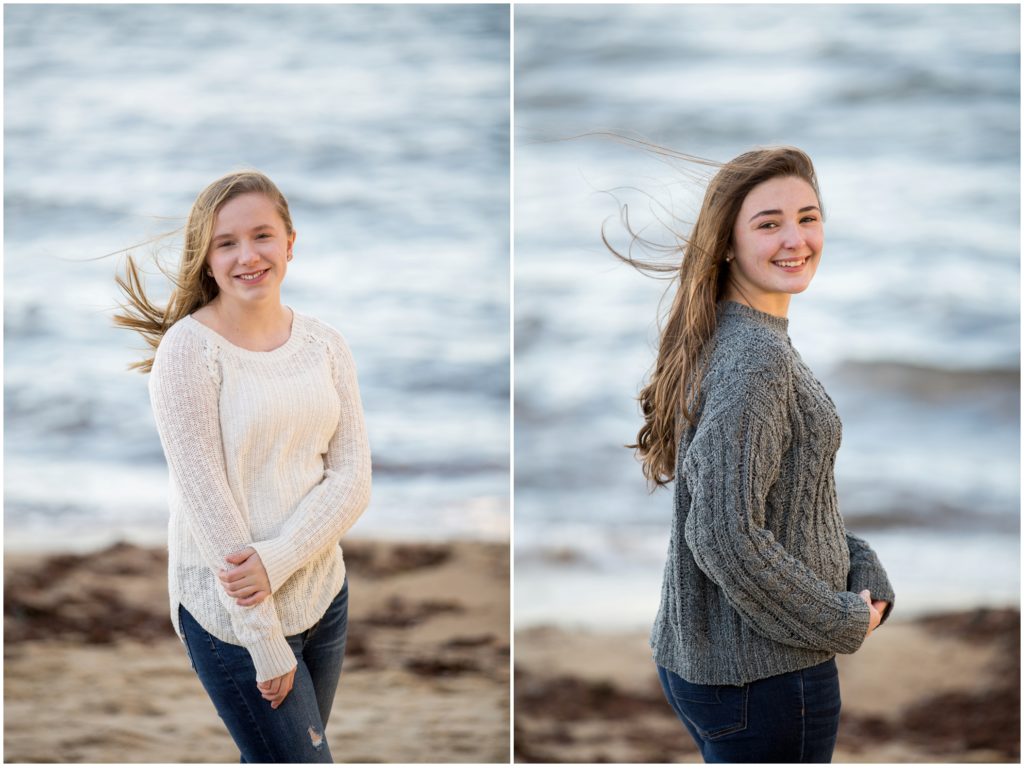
650, 300, 895, 686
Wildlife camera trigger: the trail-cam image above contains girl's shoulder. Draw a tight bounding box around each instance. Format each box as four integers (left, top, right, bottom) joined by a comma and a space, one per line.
295, 312, 360, 379
689, 317, 793, 426
705, 318, 793, 386
298, 310, 339, 338
154, 314, 205, 359
149, 316, 227, 389
298, 311, 352, 352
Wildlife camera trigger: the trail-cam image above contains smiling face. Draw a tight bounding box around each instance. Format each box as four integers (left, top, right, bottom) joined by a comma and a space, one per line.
725, 175, 824, 316
205, 192, 295, 305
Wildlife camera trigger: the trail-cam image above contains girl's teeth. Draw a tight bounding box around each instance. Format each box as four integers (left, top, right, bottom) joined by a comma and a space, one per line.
238, 270, 266, 280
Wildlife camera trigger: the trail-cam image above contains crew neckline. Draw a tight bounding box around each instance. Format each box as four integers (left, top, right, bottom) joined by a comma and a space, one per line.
187, 306, 304, 358
716, 299, 789, 335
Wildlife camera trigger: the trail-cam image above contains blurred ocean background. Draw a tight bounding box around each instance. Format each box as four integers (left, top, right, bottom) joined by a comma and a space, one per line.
515, 4, 1020, 628
4, 4, 510, 550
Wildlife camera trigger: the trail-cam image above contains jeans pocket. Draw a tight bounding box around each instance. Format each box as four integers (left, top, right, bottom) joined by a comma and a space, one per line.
668, 677, 749, 740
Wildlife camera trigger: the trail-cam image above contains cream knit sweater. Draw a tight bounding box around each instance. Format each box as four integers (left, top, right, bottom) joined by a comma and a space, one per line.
149, 307, 371, 682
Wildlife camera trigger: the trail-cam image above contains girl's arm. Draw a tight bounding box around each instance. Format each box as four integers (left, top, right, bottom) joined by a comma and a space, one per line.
683, 356, 871, 655
248, 327, 372, 594
149, 326, 296, 683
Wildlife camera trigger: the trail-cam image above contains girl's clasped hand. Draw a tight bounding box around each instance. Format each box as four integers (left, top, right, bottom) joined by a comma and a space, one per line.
219, 547, 296, 708
258, 668, 297, 710
860, 589, 888, 638
218, 546, 272, 607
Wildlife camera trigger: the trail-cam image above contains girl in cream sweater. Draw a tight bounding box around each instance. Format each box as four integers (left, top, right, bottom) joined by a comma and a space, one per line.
115, 170, 371, 763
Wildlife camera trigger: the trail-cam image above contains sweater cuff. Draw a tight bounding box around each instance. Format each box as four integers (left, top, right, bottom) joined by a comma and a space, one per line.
250, 536, 301, 595
847, 564, 896, 627
248, 630, 297, 682
835, 592, 873, 654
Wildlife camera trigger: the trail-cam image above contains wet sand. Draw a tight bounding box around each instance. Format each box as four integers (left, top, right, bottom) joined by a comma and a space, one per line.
4, 539, 509, 763
515, 608, 1020, 763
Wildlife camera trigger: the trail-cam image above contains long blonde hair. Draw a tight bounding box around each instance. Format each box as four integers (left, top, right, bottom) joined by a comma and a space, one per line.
605, 145, 823, 487
112, 169, 294, 373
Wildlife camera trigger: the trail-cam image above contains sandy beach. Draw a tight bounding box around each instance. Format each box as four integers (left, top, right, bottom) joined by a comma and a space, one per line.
515, 608, 1020, 763
4, 539, 509, 763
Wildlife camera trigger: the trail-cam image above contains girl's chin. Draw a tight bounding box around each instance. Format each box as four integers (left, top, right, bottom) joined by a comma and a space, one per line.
785, 277, 814, 293
771, 270, 816, 294
224, 286, 278, 301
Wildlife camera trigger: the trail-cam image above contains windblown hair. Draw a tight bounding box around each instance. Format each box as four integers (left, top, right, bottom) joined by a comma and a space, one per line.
604, 142, 823, 488
112, 169, 294, 373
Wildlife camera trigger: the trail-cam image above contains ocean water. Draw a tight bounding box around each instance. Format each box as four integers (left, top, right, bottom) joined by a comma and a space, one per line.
514, 4, 1020, 628
4, 4, 510, 549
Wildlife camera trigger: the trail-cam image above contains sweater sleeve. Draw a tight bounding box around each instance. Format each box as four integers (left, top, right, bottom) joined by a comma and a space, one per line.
846, 531, 895, 626
149, 326, 296, 682
248, 329, 372, 594
682, 364, 871, 655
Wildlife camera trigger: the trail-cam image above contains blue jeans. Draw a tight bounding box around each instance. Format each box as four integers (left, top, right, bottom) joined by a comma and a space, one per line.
179, 579, 348, 763
657, 657, 841, 763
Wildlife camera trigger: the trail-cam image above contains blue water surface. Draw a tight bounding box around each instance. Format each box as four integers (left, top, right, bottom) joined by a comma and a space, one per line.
4, 3, 511, 549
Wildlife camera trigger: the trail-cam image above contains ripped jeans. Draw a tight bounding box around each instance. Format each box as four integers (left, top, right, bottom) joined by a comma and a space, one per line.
179, 579, 348, 763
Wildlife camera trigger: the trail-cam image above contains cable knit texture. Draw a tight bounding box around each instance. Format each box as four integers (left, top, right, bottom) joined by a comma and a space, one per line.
650, 300, 894, 686
149, 307, 371, 682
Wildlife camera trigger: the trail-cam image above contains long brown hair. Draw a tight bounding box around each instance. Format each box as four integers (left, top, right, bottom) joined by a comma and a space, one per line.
112, 169, 294, 373
604, 143, 823, 487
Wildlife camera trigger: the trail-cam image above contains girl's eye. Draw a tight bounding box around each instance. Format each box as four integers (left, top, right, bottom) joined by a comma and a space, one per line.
218, 241, 234, 248
801, 216, 818, 223
758, 222, 777, 230
257, 233, 271, 239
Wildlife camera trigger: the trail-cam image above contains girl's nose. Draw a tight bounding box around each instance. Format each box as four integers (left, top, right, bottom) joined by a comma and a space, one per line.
239, 241, 260, 262
782, 222, 806, 248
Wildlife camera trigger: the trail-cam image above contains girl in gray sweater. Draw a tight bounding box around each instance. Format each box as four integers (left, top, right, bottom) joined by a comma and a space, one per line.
610, 146, 894, 763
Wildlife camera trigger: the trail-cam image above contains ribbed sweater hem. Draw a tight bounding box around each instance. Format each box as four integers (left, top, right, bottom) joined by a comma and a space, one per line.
651, 642, 837, 687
